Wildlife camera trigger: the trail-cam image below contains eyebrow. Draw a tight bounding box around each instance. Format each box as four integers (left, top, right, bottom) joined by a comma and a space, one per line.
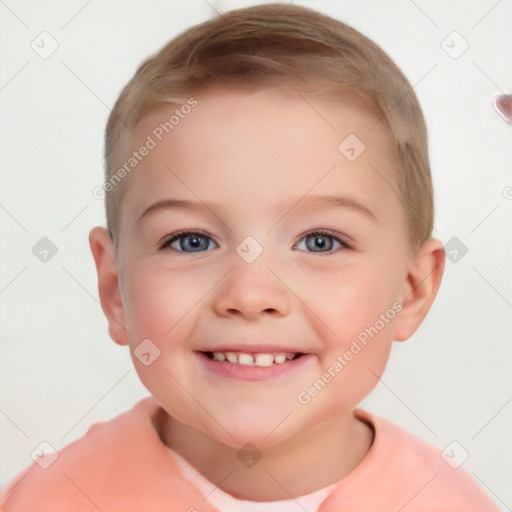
286, 195, 377, 222
138, 195, 377, 223
138, 198, 217, 222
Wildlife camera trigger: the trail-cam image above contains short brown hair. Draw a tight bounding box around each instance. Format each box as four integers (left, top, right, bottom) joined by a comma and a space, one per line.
104, 3, 433, 247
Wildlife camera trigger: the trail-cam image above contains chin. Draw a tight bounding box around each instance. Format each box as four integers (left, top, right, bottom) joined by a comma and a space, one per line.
202, 406, 300, 451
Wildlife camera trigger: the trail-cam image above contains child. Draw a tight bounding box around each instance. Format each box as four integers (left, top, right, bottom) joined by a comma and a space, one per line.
0, 3, 500, 510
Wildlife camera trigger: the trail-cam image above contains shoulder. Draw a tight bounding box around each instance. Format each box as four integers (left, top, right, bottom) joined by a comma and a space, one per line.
0, 397, 206, 511
320, 409, 500, 511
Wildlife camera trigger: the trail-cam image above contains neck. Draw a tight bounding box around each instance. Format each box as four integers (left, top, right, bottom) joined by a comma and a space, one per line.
159, 411, 374, 502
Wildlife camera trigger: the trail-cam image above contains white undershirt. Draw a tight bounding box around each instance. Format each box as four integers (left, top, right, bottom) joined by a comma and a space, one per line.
170, 449, 336, 512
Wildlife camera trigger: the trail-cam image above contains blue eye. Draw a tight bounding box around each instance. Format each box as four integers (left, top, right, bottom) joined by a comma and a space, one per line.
295, 231, 348, 254
160, 231, 217, 252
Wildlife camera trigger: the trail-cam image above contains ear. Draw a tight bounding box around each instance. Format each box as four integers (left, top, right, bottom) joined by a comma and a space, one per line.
394, 237, 445, 341
89, 227, 129, 346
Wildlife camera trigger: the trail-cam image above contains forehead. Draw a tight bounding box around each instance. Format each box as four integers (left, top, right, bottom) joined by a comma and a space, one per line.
118, 85, 401, 228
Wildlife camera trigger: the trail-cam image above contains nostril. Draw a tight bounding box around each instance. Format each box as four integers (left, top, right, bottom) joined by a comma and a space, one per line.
224, 308, 277, 315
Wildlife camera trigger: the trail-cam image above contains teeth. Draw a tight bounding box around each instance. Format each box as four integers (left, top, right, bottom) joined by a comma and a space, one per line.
254, 354, 273, 367
210, 351, 298, 366
274, 353, 286, 364
238, 353, 254, 366
225, 352, 238, 364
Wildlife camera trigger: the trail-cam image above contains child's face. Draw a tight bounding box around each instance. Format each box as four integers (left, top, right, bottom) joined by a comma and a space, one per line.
108, 86, 416, 448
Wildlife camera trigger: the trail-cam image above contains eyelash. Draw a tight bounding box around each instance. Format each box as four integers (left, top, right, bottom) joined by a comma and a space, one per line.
159, 230, 216, 252
158, 229, 351, 254
294, 229, 351, 254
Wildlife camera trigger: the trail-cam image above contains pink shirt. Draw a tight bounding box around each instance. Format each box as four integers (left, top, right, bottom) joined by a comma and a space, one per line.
0, 397, 499, 511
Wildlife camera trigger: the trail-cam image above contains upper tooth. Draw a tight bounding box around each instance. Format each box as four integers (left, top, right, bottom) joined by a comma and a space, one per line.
274, 353, 286, 364
225, 352, 238, 364
211, 351, 298, 365
238, 353, 254, 365
254, 354, 273, 367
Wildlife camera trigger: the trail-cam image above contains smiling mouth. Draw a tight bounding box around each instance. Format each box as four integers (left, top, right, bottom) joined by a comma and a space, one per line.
202, 351, 304, 367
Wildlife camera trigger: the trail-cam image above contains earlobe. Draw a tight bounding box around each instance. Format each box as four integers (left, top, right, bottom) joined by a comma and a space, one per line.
89, 227, 129, 346
394, 238, 445, 342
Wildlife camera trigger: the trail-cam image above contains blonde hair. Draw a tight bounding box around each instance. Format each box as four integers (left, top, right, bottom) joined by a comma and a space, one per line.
104, 3, 433, 247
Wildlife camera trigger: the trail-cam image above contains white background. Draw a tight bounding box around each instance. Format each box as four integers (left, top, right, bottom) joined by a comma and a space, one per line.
1, 0, 511, 508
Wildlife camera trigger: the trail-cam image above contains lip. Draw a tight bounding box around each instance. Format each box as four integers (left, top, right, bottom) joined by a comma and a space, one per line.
195, 351, 315, 381
195, 343, 313, 354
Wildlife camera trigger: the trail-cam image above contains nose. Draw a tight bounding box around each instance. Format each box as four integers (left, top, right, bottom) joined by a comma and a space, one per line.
212, 257, 291, 320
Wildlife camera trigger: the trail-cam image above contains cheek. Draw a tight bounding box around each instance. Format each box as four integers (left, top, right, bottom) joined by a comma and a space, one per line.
123, 276, 173, 341
120, 263, 208, 425
295, 257, 402, 343
292, 256, 401, 403
121, 261, 208, 340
